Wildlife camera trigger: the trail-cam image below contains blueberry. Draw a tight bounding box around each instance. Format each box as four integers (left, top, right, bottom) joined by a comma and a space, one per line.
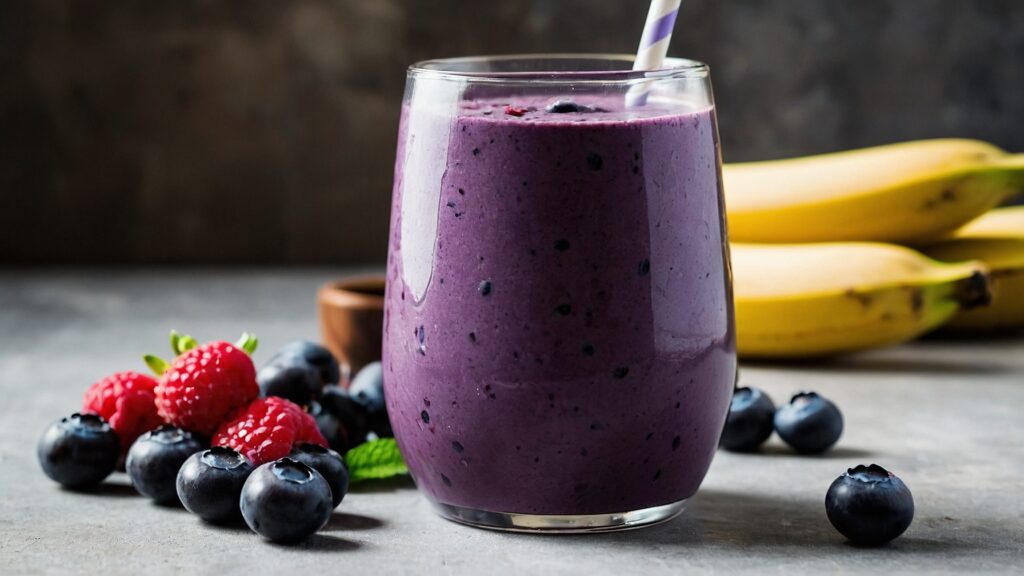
315, 386, 370, 452
257, 361, 321, 407
176, 447, 254, 523
349, 362, 392, 437
720, 387, 775, 452
126, 425, 205, 505
267, 341, 341, 389
289, 443, 349, 508
240, 458, 333, 543
826, 464, 914, 546
546, 100, 583, 113
37, 413, 120, 489
774, 391, 843, 454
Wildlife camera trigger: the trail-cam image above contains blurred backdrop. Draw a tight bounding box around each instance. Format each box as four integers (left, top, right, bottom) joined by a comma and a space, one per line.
2, 0, 1022, 265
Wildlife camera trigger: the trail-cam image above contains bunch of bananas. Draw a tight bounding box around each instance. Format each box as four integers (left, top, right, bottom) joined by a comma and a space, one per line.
724, 139, 1024, 359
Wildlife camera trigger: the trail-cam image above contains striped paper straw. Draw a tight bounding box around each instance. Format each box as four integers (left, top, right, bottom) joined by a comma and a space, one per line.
627, 0, 682, 107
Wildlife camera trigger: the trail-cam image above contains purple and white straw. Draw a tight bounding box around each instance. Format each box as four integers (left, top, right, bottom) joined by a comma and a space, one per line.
627, 0, 682, 107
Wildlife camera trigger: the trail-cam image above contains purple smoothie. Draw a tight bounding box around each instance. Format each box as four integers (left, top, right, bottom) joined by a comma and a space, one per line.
384, 94, 735, 515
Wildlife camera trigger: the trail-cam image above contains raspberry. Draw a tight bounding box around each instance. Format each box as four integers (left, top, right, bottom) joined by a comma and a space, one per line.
212, 397, 327, 466
82, 371, 162, 452
155, 341, 259, 435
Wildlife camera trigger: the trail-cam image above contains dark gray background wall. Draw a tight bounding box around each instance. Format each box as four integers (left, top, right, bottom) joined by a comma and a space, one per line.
2, 0, 1022, 265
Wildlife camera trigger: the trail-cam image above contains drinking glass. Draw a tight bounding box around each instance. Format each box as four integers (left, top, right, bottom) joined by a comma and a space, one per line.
383, 55, 736, 532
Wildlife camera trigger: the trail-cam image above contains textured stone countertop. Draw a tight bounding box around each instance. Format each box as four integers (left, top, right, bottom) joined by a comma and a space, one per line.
2, 270, 1022, 575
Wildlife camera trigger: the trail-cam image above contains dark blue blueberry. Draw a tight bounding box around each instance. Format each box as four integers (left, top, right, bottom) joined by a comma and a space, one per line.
37, 413, 120, 489
421, 410, 430, 424
126, 425, 205, 505
774, 391, 843, 454
349, 362, 384, 414
176, 447, 253, 523
315, 386, 370, 453
349, 361, 392, 438
240, 458, 333, 543
554, 239, 571, 251
289, 443, 349, 508
266, 341, 341, 390
639, 259, 651, 276
546, 100, 584, 113
826, 464, 914, 546
586, 153, 603, 171
720, 386, 776, 452
555, 304, 572, 316
478, 280, 492, 296
257, 361, 321, 407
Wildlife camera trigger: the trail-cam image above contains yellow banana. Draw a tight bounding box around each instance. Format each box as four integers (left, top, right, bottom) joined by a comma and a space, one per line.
923, 206, 1024, 333
732, 242, 990, 359
724, 139, 1024, 245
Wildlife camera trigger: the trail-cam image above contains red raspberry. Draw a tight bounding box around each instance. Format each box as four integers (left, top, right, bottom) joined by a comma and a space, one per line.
212, 397, 327, 466
155, 341, 259, 435
82, 371, 162, 452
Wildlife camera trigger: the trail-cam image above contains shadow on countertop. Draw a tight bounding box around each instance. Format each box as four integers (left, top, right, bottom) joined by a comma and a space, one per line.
324, 511, 386, 532
348, 474, 416, 494
563, 489, 1021, 560
270, 533, 362, 553
741, 353, 1019, 376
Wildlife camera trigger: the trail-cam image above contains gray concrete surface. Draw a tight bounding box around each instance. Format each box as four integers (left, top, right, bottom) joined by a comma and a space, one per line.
1, 269, 1022, 575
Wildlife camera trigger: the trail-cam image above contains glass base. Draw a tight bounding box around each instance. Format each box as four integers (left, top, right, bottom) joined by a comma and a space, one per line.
432, 498, 688, 534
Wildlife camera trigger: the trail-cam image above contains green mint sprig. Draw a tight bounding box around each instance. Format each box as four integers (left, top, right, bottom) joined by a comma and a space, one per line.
345, 438, 408, 483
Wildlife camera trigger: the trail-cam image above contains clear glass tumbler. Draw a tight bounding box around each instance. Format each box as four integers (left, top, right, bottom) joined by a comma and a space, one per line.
383, 55, 736, 532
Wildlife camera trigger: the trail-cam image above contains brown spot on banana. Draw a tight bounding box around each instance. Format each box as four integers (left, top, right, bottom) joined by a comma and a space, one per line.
921, 188, 959, 211
910, 288, 925, 316
843, 288, 873, 308
953, 271, 992, 310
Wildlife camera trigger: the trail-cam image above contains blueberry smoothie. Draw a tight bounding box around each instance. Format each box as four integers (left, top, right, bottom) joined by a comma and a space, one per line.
384, 91, 735, 518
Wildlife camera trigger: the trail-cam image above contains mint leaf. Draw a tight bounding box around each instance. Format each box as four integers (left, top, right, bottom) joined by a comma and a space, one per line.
345, 438, 408, 483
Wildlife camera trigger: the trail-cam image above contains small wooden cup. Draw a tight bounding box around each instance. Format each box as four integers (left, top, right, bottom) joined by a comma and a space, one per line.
317, 276, 386, 384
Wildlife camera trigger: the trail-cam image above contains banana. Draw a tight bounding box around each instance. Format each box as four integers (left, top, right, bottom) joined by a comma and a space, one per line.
724, 139, 1024, 245
732, 242, 990, 359
923, 206, 1024, 333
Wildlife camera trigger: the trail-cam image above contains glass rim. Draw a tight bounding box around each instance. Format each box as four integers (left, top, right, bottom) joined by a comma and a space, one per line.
408, 53, 709, 84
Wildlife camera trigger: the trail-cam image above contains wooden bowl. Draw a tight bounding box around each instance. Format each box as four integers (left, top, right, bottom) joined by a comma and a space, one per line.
317, 275, 385, 384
